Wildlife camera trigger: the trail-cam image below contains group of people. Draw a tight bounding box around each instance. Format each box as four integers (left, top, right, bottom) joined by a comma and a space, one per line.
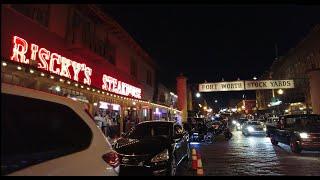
94, 110, 120, 139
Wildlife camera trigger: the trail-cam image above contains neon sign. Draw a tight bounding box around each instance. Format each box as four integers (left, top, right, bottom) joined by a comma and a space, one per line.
10, 36, 142, 99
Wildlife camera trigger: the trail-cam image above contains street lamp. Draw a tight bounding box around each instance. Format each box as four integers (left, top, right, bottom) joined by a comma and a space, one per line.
214, 99, 218, 103
253, 76, 257, 80
277, 89, 284, 95
196, 92, 201, 98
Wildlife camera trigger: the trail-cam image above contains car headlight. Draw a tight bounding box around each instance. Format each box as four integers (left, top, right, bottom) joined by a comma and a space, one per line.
247, 126, 254, 132
151, 149, 169, 163
299, 132, 309, 139
232, 120, 236, 125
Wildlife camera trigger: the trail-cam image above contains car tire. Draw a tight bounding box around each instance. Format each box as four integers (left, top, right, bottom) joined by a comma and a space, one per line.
270, 136, 278, 145
290, 139, 302, 154
168, 155, 177, 176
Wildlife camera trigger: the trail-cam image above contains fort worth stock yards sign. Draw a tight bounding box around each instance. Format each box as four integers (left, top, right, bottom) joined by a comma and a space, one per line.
199, 80, 294, 92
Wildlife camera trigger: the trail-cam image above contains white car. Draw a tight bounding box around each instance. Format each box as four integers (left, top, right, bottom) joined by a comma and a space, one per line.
1, 83, 119, 176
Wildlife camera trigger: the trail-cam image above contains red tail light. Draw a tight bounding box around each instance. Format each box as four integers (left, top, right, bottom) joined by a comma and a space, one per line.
102, 151, 119, 168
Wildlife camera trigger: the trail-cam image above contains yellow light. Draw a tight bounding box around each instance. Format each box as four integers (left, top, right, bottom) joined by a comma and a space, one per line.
67, 81, 71, 84
107, 93, 109, 96
81, 85, 84, 88
97, 90, 100, 93
41, 73, 45, 77
87, 87, 90, 90
277, 89, 284, 95
59, 79, 64, 82
203, 106, 207, 110
50, 75, 54, 79
102, 91, 105, 94
17, 66, 22, 70
75, 83, 78, 87
2, 62, 7, 67
92, 89, 95, 92
29, 69, 34, 74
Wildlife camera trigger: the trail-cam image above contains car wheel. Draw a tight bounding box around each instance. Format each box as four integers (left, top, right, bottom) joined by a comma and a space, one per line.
168, 155, 177, 176
290, 139, 302, 154
270, 136, 278, 145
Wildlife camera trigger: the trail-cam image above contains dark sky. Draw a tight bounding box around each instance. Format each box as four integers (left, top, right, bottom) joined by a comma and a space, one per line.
102, 4, 320, 108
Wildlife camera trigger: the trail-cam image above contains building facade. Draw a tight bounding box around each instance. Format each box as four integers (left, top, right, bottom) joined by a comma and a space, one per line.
1, 4, 181, 135
256, 24, 320, 115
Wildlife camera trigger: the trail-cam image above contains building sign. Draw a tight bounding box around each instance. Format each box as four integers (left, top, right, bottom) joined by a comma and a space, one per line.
245, 80, 294, 90
199, 80, 294, 92
10, 36, 142, 99
199, 81, 245, 92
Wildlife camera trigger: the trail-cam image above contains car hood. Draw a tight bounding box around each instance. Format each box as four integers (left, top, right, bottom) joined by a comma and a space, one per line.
113, 136, 170, 155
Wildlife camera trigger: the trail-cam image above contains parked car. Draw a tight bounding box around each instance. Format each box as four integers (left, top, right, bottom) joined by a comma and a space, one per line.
113, 121, 190, 176
1, 83, 119, 176
265, 116, 279, 137
242, 121, 266, 136
270, 114, 320, 153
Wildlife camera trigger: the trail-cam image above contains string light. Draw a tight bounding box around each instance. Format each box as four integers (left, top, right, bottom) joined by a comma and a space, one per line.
2, 61, 7, 67
67, 81, 71, 84
29, 69, 34, 74
75, 83, 78, 87
17, 66, 22, 70
87, 87, 90, 90
41, 73, 45, 77
81, 85, 84, 88
59, 79, 64, 82
50, 75, 54, 79
102, 91, 105, 94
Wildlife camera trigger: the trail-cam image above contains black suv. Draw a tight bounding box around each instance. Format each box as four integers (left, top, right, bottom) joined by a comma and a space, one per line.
113, 121, 190, 176
269, 114, 320, 153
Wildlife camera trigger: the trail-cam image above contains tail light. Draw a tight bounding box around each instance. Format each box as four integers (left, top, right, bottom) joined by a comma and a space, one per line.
102, 151, 119, 168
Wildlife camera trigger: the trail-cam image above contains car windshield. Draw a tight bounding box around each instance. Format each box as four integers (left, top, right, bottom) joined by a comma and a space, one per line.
247, 121, 261, 125
294, 115, 320, 129
126, 122, 171, 140
239, 119, 248, 124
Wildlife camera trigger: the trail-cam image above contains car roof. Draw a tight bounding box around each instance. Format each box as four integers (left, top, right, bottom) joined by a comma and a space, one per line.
139, 120, 176, 125
281, 114, 320, 118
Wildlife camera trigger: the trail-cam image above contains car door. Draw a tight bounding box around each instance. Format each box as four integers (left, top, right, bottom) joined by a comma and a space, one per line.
173, 124, 184, 162
274, 117, 285, 142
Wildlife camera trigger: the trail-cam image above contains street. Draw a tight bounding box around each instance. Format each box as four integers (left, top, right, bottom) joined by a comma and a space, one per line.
177, 130, 320, 176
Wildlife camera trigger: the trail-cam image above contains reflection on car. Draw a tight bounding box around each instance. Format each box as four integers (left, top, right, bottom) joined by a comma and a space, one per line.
270, 114, 320, 153
113, 121, 190, 176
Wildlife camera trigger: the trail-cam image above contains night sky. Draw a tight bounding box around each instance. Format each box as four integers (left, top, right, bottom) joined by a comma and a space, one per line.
102, 4, 320, 108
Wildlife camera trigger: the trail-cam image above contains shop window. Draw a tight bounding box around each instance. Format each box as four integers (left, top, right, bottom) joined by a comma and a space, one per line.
11, 4, 50, 27
1, 94, 92, 175
146, 70, 152, 86
130, 58, 138, 79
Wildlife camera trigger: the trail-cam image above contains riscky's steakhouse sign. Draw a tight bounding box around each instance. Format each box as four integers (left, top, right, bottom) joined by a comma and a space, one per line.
10, 36, 142, 99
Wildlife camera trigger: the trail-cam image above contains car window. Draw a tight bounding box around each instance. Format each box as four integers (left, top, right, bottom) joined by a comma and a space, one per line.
1, 93, 93, 175
126, 123, 171, 139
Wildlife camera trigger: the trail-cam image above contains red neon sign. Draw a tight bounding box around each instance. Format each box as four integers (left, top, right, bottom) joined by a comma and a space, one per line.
11, 36, 142, 99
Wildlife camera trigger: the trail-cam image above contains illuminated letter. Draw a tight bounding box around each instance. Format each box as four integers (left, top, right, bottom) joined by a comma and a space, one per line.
49, 53, 61, 75
30, 44, 39, 61
72, 61, 84, 82
38, 48, 50, 71
102, 74, 108, 90
60, 57, 71, 78
83, 66, 92, 85
11, 36, 28, 64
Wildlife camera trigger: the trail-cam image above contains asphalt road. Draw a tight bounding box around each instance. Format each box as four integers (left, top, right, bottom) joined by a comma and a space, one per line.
177, 130, 320, 176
